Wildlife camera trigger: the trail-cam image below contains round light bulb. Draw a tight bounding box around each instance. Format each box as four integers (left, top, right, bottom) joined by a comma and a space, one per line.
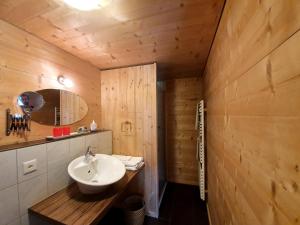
63, 0, 111, 11
64, 78, 74, 88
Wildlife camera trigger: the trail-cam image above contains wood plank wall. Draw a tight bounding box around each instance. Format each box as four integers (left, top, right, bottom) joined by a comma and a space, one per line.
100, 64, 158, 217
165, 77, 203, 185
204, 1, 300, 225
0, 20, 101, 146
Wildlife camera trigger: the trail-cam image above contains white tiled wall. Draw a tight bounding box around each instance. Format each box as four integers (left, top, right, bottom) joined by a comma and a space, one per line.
17, 145, 47, 183
85, 131, 113, 154
0, 185, 19, 225
69, 136, 85, 159
0, 150, 17, 190
18, 175, 48, 216
99, 131, 113, 154
0, 131, 112, 225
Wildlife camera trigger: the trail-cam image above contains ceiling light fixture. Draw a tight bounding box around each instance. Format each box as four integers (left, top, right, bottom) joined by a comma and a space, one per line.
63, 0, 112, 11
57, 75, 74, 88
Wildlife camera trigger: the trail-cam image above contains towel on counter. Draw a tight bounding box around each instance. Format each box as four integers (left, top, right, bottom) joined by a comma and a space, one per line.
112, 155, 132, 162
125, 162, 144, 171
112, 154, 144, 171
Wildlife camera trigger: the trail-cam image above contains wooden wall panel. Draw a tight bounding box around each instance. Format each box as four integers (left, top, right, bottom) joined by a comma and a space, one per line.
0, 19, 101, 146
100, 64, 158, 217
165, 77, 203, 185
204, 1, 300, 225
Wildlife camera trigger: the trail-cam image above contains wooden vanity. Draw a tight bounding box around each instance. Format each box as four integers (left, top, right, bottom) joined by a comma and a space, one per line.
29, 168, 143, 225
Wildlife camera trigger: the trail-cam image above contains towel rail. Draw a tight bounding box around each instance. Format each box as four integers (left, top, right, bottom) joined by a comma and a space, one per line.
196, 100, 205, 201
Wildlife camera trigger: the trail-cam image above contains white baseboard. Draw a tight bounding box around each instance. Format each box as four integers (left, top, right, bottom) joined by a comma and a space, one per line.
206, 203, 213, 225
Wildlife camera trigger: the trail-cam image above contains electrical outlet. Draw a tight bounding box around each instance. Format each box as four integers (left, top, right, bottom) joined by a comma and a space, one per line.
23, 159, 37, 175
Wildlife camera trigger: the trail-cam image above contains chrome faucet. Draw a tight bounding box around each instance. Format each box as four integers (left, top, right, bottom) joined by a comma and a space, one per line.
85, 146, 96, 161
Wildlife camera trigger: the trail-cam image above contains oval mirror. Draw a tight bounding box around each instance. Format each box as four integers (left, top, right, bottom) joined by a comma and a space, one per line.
18, 89, 88, 126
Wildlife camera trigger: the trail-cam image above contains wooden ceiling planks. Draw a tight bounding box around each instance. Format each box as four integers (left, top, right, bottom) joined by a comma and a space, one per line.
0, 0, 224, 79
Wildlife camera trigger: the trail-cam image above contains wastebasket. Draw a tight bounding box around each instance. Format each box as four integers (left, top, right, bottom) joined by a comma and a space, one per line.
123, 195, 145, 225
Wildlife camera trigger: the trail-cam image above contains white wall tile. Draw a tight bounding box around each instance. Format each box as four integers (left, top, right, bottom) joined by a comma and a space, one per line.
98, 131, 112, 154
100, 147, 113, 155
0, 150, 17, 191
47, 140, 69, 171
20, 214, 29, 225
0, 185, 19, 225
69, 136, 85, 161
85, 133, 99, 151
86, 132, 113, 154
47, 164, 71, 196
47, 140, 71, 196
17, 145, 47, 183
21, 213, 51, 225
7, 218, 21, 225
18, 174, 47, 216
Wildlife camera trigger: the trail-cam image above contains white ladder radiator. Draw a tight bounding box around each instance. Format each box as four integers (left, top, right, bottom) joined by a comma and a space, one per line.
196, 100, 205, 201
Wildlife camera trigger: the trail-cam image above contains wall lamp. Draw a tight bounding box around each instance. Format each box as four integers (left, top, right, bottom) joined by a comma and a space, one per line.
57, 75, 74, 88
63, 0, 112, 11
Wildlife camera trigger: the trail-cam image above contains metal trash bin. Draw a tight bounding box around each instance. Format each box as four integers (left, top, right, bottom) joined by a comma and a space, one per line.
123, 195, 145, 225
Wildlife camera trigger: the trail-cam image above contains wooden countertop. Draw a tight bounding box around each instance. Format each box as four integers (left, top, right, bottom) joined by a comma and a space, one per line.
29, 169, 143, 225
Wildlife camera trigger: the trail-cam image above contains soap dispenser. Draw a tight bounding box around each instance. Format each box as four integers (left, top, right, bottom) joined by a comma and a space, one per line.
90, 120, 97, 131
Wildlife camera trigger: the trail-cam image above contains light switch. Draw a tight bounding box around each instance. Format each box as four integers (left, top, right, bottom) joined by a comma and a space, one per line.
23, 159, 37, 175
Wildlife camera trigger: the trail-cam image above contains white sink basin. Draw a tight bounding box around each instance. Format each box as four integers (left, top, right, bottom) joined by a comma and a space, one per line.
68, 154, 126, 194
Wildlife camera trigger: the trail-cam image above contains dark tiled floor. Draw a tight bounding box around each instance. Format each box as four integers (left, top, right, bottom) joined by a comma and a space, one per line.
99, 182, 209, 225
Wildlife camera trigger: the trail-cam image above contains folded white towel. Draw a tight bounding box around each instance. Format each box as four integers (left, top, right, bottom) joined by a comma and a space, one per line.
125, 157, 143, 167
112, 154, 132, 161
112, 154, 144, 169
126, 162, 145, 171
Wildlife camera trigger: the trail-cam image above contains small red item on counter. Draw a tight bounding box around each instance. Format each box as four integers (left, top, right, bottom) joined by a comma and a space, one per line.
63, 127, 71, 136
53, 127, 63, 137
